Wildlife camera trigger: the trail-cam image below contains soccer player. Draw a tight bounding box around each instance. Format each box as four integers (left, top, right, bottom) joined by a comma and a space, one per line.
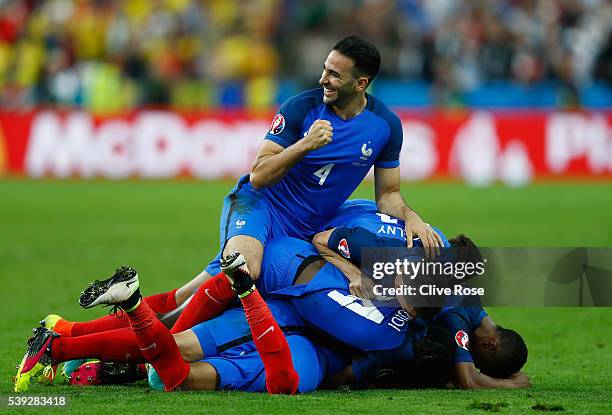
204, 35, 442, 286
431, 302, 529, 389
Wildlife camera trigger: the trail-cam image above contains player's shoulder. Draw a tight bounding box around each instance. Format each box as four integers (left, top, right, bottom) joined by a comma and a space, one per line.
365, 93, 402, 130
437, 305, 486, 326
279, 88, 324, 118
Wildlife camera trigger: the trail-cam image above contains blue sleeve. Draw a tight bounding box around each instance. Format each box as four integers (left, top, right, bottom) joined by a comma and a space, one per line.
352, 337, 414, 384
374, 109, 403, 169
328, 226, 405, 264
434, 307, 487, 364
264, 90, 320, 148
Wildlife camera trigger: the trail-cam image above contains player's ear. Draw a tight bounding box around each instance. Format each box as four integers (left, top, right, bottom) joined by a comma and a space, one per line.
485, 338, 498, 352
356, 76, 369, 92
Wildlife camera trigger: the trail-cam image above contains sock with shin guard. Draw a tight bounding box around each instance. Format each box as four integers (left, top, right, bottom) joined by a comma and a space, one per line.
144, 289, 178, 314
232, 269, 299, 395
170, 273, 234, 334
121, 291, 190, 391
51, 327, 144, 363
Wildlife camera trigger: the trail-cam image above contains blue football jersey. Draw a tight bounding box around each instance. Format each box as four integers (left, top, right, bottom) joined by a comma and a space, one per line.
272, 261, 424, 352
261, 88, 403, 237
326, 208, 450, 264
433, 306, 488, 364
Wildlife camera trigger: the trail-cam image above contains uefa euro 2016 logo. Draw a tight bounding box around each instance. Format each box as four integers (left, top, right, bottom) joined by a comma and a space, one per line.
455, 330, 469, 351
269, 114, 286, 135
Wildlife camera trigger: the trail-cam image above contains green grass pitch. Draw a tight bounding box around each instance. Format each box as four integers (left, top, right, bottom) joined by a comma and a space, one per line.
0, 179, 611, 414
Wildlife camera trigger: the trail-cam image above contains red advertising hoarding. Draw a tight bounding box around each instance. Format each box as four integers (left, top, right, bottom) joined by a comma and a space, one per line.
1, 110, 610, 184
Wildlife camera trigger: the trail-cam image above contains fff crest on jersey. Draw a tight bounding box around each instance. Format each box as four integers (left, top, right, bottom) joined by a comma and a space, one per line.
455, 330, 470, 351
269, 114, 285, 135
360, 142, 373, 160
338, 238, 351, 259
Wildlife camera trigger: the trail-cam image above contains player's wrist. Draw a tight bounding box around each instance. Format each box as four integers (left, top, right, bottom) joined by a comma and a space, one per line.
403, 208, 420, 224
294, 137, 314, 153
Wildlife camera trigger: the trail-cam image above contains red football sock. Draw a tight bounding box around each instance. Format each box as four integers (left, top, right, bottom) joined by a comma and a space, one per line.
144, 289, 178, 313
66, 290, 178, 337
70, 314, 131, 337
240, 289, 299, 395
50, 318, 76, 337
170, 273, 234, 334
126, 301, 190, 391
52, 328, 144, 363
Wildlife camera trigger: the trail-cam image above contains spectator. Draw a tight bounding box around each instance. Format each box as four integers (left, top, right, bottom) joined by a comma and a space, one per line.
0, 0, 609, 111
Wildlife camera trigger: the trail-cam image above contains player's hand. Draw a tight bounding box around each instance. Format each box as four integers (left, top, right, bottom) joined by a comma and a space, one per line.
509, 372, 531, 388
405, 213, 443, 259
302, 120, 333, 151
349, 275, 375, 300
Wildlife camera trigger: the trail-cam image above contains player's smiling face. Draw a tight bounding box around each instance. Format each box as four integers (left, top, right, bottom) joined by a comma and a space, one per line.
319, 50, 360, 106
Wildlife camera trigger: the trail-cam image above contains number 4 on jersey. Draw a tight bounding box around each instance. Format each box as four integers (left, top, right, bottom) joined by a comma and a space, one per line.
314, 163, 335, 185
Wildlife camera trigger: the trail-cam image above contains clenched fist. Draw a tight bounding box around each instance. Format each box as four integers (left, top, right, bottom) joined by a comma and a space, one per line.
301, 119, 333, 151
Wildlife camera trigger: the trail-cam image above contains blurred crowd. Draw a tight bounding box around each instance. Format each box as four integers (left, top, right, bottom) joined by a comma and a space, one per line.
0, 0, 610, 113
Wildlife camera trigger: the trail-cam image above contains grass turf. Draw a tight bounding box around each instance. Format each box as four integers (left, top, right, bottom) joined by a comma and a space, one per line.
0, 179, 611, 414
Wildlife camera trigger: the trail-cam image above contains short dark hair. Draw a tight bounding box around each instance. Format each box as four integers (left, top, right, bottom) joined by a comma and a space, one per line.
332, 35, 381, 81
474, 326, 528, 378
449, 234, 483, 265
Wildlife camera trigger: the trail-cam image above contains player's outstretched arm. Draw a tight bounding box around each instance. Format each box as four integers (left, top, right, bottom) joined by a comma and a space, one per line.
374, 166, 443, 258
313, 229, 373, 299
250, 120, 333, 189
455, 362, 531, 389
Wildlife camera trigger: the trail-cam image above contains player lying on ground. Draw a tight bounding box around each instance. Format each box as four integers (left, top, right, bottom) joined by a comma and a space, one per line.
309, 203, 530, 389
15, 255, 453, 393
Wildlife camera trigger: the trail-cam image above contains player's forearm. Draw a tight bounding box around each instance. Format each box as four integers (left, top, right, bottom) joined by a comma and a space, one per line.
455, 365, 522, 389
462, 376, 520, 390
375, 190, 418, 223
250, 141, 310, 189
457, 375, 504, 389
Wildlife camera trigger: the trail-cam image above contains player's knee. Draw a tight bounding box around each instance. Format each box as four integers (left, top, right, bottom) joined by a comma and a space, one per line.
247, 262, 261, 280
173, 331, 204, 362
266, 369, 299, 395
223, 236, 263, 280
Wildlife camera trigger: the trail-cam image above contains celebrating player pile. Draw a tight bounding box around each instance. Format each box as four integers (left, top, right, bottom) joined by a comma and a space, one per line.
14, 36, 529, 394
